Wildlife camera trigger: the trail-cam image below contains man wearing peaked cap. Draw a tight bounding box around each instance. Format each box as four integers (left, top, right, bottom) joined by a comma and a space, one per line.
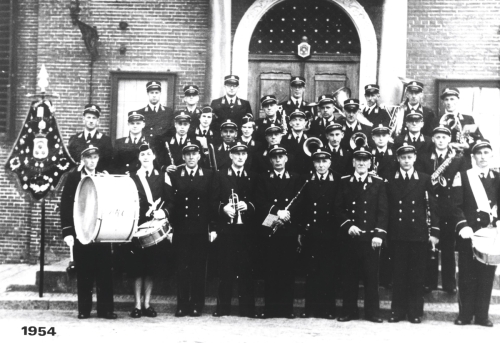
335, 144, 388, 323
191, 106, 219, 162
210, 75, 252, 129
281, 110, 313, 175
255, 95, 285, 144
309, 94, 337, 140
437, 86, 483, 168
418, 125, 466, 295
371, 124, 397, 182
280, 76, 310, 119
210, 140, 258, 318
175, 85, 202, 129
324, 122, 354, 176
168, 139, 215, 318
394, 111, 432, 157
61, 142, 117, 320
386, 141, 439, 324
255, 142, 303, 319
362, 84, 391, 128
239, 116, 263, 165
112, 111, 148, 175
68, 104, 113, 172
339, 98, 372, 152
453, 138, 499, 327
213, 119, 241, 171
401, 80, 436, 136
297, 147, 342, 319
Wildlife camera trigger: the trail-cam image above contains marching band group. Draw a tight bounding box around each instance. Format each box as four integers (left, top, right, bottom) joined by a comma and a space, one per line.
60, 74, 498, 327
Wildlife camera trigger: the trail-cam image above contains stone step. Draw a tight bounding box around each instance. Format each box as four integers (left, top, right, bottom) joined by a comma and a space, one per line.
1, 292, 500, 322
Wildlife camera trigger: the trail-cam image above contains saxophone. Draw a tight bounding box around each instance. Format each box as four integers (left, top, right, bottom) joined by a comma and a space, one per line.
431, 149, 457, 187
278, 105, 288, 135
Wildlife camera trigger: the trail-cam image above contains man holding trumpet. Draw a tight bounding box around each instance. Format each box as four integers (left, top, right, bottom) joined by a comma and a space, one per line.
211, 142, 258, 318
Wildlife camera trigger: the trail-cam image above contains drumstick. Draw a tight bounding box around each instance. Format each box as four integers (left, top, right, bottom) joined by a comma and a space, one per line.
69, 245, 74, 263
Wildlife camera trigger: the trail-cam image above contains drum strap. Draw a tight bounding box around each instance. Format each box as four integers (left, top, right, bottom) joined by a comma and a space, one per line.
467, 169, 494, 221
138, 171, 154, 206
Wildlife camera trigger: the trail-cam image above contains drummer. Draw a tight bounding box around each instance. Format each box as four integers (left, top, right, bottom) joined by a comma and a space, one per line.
453, 139, 499, 327
127, 142, 174, 318
60, 144, 117, 319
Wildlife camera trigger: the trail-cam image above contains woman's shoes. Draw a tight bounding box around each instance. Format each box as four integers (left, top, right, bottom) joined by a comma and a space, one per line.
142, 307, 157, 318
130, 308, 142, 318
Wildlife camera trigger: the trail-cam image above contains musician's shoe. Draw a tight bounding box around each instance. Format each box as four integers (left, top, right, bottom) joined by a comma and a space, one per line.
443, 287, 457, 295
259, 312, 271, 319
78, 312, 90, 319
130, 308, 142, 318
285, 313, 296, 319
388, 316, 401, 323
454, 318, 471, 326
98, 312, 118, 320
408, 317, 421, 324
174, 309, 187, 317
190, 309, 201, 317
212, 311, 227, 317
366, 316, 383, 323
300, 312, 310, 319
142, 307, 157, 318
474, 319, 494, 327
323, 312, 336, 320
245, 313, 259, 319
337, 314, 359, 322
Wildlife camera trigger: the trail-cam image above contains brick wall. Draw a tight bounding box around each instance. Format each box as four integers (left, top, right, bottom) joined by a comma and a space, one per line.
406, 0, 500, 112
1, 0, 209, 264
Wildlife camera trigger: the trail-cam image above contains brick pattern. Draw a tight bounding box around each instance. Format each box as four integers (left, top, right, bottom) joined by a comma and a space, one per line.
406, 0, 500, 111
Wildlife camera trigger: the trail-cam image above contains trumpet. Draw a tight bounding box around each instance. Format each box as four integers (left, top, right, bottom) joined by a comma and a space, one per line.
229, 189, 243, 224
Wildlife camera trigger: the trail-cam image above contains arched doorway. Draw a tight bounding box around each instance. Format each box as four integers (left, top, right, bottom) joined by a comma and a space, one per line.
233, 0, 377, 114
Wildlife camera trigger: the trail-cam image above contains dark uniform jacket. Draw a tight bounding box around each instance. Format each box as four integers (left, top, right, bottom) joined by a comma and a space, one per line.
432, 113, 483, 144
176, 107, 202, 129
211, 168, 257, 235
325, 144, 353, 176
394, 132, 433, 155
169, 166, 214, 234
386, 170, 439, 242
281, 132, 313, 175
112, 134, 148, 175
255, 116, 285, 143
210, 96, 252, 129
362, 105, 391, 128
132, 169, 174, 225
417, 148, 467, 215
338, 119, 372, 151
279, 98, 309, 118
308, 116, 336, 141
371, 145, 397, 181
160, 134, 201, 168
136, 104, 175, 140
335, 174, 389, 241
256, 170, 304, 237
68, 130, 113, 172
402, 104, 437, 137
214, 142, 235, 171
299, 171, 341, 240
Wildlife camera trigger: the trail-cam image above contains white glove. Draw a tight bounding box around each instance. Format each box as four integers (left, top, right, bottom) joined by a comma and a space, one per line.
153, 209, 166, 220
223, 203, 236, 218
167, 233, 173, 244
166, 165, 177, 173
237, 201, 248, 212
277, 210, 290, 221
429, 236, 439, 246
209, 231, 217, 242
348, 226, 364, 236
372, 237, 383, 249
64, 235, 74, 247
459, 226, 474, 239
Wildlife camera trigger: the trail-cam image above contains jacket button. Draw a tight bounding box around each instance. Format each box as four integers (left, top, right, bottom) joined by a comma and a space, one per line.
477, 218, 481, 222
274, 199, 277, 202
352, 201, 356, 205
364, 211, 367, 213
412, 210, 415, 213
399, 201, 402, 204
412, 219, 415, 222
186, 206, 188, 209
364, 220, 367, 223
185, 198, 188, 201
364, 201, 367, 204
314, 203, 316, 206
185, 214, 188, 217
436, 194, 439, 198
399, 218, 402, 221
352, 210, 355, 213
412, 201, 415, 204
314, 211, 317, 214
314, 219, 316, 222
399, 209, 402, 213
285, 198, 288, 201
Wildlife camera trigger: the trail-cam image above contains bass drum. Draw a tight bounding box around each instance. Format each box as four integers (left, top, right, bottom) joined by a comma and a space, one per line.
472, 227, 500, 266
74, 175, 139, 244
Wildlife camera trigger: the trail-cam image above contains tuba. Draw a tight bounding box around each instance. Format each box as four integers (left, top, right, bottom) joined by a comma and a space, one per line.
303, 137, 324, 156
350, 132, 368, 150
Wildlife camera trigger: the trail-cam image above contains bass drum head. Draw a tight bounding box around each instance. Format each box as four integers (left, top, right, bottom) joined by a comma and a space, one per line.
74, 176, 99, 244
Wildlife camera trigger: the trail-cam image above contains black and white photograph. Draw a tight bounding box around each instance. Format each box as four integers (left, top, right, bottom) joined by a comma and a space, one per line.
0, 0, 499, 341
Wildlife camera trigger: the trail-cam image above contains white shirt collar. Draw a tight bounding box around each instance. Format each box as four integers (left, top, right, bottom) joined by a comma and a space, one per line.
292, 131, 303, 140
274, 169, 285, 178
473, 165, 489, 177
329, 142, 340, 152
185, 165, 198, 175
408, 132, 420, 140
138, 166, 154, 176
84, 128, 97, 138
241, 136, 252, 143
316, 171, 328, 180
377, 146, 388, 154
149, 103, 159, 111
225, 95, 237, 103
354, 171, 368, 182
346, 120, 358, 129
83, 168, 96, 176
232, 165, 244, 174
292, 97, 302, 105
400, 167, 415, 178
176, 133, 187, 143
367, 104, 376, 112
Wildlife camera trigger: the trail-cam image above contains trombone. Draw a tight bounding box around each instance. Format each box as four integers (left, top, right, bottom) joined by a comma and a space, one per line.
229, 189, 243, 224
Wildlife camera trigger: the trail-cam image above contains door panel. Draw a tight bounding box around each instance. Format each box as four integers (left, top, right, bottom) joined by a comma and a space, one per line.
248, 59, 359, 118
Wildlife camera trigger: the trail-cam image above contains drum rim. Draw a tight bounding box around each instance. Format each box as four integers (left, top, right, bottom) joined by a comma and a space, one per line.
74, 175, 99, 244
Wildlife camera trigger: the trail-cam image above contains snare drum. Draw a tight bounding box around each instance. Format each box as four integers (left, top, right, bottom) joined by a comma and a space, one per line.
134, 219, 170, 248
74, 175, 139, 244
471, 227, 500, 266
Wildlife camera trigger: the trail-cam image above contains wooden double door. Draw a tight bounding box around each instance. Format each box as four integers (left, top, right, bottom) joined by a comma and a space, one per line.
248, 56, 360, 118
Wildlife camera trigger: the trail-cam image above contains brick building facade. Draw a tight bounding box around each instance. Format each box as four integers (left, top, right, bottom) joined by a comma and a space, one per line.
0, 0, 499, 263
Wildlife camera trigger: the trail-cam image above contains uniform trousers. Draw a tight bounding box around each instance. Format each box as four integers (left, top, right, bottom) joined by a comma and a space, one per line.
303, 236, 337, 316
391, 241, 427, 318
174, 233, 208, 312
264, 235, 297, 317
342, 240, 381, 318
457, 241, 497, 322
379, 243, 394, 287
216, 233, 255, 316
74, 241, 114, 315
425, 218, 456, 290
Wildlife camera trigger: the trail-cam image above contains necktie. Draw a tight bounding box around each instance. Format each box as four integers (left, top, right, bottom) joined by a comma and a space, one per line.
296, 135, 300, 143
145, 171, 149, 178
412, 137, 417, 143
295, 101, 299, 108
203, 130, 207, 137
438, 155, 444, 166
480, 173, 485, 179
87, 133, 92, 142
179, 138, 184, 146
405, 172, 410, 182
133, 138, 137, 145
190, 170, 194, 181
358, 177, 362, 183
237, 171, 241, 178
230, 99, 234, 108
